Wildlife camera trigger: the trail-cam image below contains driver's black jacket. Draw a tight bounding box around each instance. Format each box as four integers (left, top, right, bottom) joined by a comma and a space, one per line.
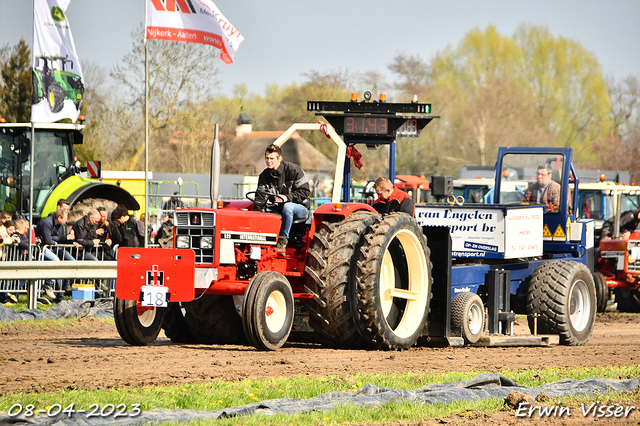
254, 161, 310, 211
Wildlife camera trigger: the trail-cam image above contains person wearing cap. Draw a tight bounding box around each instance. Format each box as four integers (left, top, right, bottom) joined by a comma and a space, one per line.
162, 191, 185, 212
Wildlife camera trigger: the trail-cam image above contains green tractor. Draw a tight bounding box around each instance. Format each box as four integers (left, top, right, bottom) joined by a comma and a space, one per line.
0, 122, 138, 223
32, 55, 84, 113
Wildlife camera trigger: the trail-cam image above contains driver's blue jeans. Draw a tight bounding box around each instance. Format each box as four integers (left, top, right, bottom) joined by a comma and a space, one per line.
267, 203, 308, 239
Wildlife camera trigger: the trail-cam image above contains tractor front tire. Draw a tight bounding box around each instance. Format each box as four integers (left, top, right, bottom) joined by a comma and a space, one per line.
183, 295, 246, 345
47, 83, 65, 113
355, 213, 432, 350
527, 261, 596, 345
242, 271, 294, 351
114, 298, 164, 346
162, 302, 198, 344
451, 292, 484, 344
593, 271, 609, 313
303, 211, 376, 348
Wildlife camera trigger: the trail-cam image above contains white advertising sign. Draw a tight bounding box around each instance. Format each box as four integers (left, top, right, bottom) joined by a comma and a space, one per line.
416, 206, 544, 259
504, 208, 544, 258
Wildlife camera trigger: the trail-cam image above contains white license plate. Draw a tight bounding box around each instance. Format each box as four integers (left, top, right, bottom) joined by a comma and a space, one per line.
141, 285, 169, 307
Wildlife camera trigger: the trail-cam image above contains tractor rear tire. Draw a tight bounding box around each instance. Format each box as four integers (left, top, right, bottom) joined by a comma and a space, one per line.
593, 271, 609, 313
527, 261, 596, 345
47, 83, 65, 113
242, 271, 294, 351
451, 292, 484, 344
114, 297, 164, 346
162, 302, 198, 344
613, 288, 640, 313
354, 213, 432, 350
183, 294, 247, 345
303, 211, 376, 348
68, 198, 119, 227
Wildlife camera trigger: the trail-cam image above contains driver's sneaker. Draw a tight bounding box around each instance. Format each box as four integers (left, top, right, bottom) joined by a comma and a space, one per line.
275, 237, 288, 253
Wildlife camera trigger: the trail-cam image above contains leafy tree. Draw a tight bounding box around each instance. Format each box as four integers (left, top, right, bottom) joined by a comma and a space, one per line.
389, 25, 612, 177
0, 39, 32, 122
110, 25, 222, 170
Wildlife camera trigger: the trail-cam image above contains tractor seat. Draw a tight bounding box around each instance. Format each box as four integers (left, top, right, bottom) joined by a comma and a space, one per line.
293, 208, 310, 225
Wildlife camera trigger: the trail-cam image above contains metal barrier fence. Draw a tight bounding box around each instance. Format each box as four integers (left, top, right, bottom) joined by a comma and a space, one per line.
1, 243, 115, 307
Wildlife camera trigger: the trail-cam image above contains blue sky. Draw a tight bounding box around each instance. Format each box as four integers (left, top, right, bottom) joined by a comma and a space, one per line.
1, 1, 639, 96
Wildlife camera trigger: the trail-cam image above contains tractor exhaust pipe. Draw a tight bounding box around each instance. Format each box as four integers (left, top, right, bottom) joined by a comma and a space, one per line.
210, 124, 220, 209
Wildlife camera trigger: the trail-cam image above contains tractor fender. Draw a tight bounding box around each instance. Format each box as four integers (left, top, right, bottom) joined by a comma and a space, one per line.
311, 202, 377, 226
40, 175, 139, 218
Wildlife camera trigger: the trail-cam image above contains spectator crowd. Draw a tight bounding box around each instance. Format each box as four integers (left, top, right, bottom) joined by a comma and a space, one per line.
1, 199, 149, 305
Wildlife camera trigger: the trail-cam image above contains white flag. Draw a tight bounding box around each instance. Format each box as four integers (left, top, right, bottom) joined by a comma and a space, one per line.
31, 0, 84, 123
147, 0, 244, 64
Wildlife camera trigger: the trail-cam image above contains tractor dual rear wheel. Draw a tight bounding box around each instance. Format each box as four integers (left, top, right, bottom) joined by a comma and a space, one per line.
183, 294, 246, 345
114, 298, 164, 346
527, 261, 596, 345
613, 288, 640, 313
162, 302, 198, 344
303, 211, 376, 349
242, 271, 294, 351
355, 213, 432, 350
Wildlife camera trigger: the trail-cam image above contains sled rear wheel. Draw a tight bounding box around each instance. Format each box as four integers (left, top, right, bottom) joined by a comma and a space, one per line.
527, 261, 596, 345
451, 292, 484, 344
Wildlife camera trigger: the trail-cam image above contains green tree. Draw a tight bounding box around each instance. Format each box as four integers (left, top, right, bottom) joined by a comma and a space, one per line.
110, 26, 222, 170
514, 24, 611, 160
389, 25, 612, 177
0, 39, 32, 122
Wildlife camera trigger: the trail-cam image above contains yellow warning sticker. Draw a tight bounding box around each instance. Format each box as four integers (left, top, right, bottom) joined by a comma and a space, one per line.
543, 224, 553, 239
553, 224, 566, 240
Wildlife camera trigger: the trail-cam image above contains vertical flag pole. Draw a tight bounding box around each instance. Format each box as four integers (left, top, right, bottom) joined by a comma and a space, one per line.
144, 0, 149, 248
28, 0, 37, 309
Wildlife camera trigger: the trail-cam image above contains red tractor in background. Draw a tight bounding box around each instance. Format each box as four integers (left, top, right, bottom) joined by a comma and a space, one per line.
596, 189, 640, 313
115, 95, 439, 350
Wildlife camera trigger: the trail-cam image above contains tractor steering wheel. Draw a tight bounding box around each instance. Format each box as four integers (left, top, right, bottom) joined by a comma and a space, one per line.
246, 189, 280, 210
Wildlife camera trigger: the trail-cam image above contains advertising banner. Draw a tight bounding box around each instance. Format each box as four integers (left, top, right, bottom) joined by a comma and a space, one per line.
147, 0, 244, 64
31, 0, 84, 123
415, 206, 543, 259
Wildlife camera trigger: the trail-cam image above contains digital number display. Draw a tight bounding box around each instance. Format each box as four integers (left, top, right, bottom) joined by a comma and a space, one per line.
344, 117, 388, 134
396, 119, 419, 137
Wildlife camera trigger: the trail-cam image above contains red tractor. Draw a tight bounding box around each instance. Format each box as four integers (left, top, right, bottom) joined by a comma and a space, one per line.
114, 96, 439, 350
596, 222, 640, 313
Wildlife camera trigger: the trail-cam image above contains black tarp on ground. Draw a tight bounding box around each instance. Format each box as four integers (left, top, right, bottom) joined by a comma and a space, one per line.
0, 299, 113, 323
1, 374, 639, 425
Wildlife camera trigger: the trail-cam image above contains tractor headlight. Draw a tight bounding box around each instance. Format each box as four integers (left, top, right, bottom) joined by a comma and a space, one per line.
200, 236, 213, 249
176, 235, 190, 248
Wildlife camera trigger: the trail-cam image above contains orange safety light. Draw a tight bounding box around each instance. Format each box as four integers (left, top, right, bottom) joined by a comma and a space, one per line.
0, 117, 6, 123
77, 115, 85, 122
333, 203, 343, 211
350, 93, 357, 102
379, 94, 386, 103
599, 174, 606, 182
502, 170, 510, 178
217, 200, 224, 208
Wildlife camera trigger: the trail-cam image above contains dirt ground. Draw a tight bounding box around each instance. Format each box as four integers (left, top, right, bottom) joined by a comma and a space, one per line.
1, 312, 640, 425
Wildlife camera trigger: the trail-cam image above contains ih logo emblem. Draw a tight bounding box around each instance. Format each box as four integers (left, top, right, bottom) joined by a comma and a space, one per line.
147, 265, 164, 286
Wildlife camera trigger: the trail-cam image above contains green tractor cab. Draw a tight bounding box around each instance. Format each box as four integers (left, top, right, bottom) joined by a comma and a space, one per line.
0, 122, 138, 222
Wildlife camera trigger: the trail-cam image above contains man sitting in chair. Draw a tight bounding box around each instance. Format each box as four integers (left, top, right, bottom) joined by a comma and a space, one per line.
253, 144, 310, 252
521, 164, 561, 213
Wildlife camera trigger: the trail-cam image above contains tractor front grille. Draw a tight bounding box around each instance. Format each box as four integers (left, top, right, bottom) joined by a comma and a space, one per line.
174, 211, 216, 264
